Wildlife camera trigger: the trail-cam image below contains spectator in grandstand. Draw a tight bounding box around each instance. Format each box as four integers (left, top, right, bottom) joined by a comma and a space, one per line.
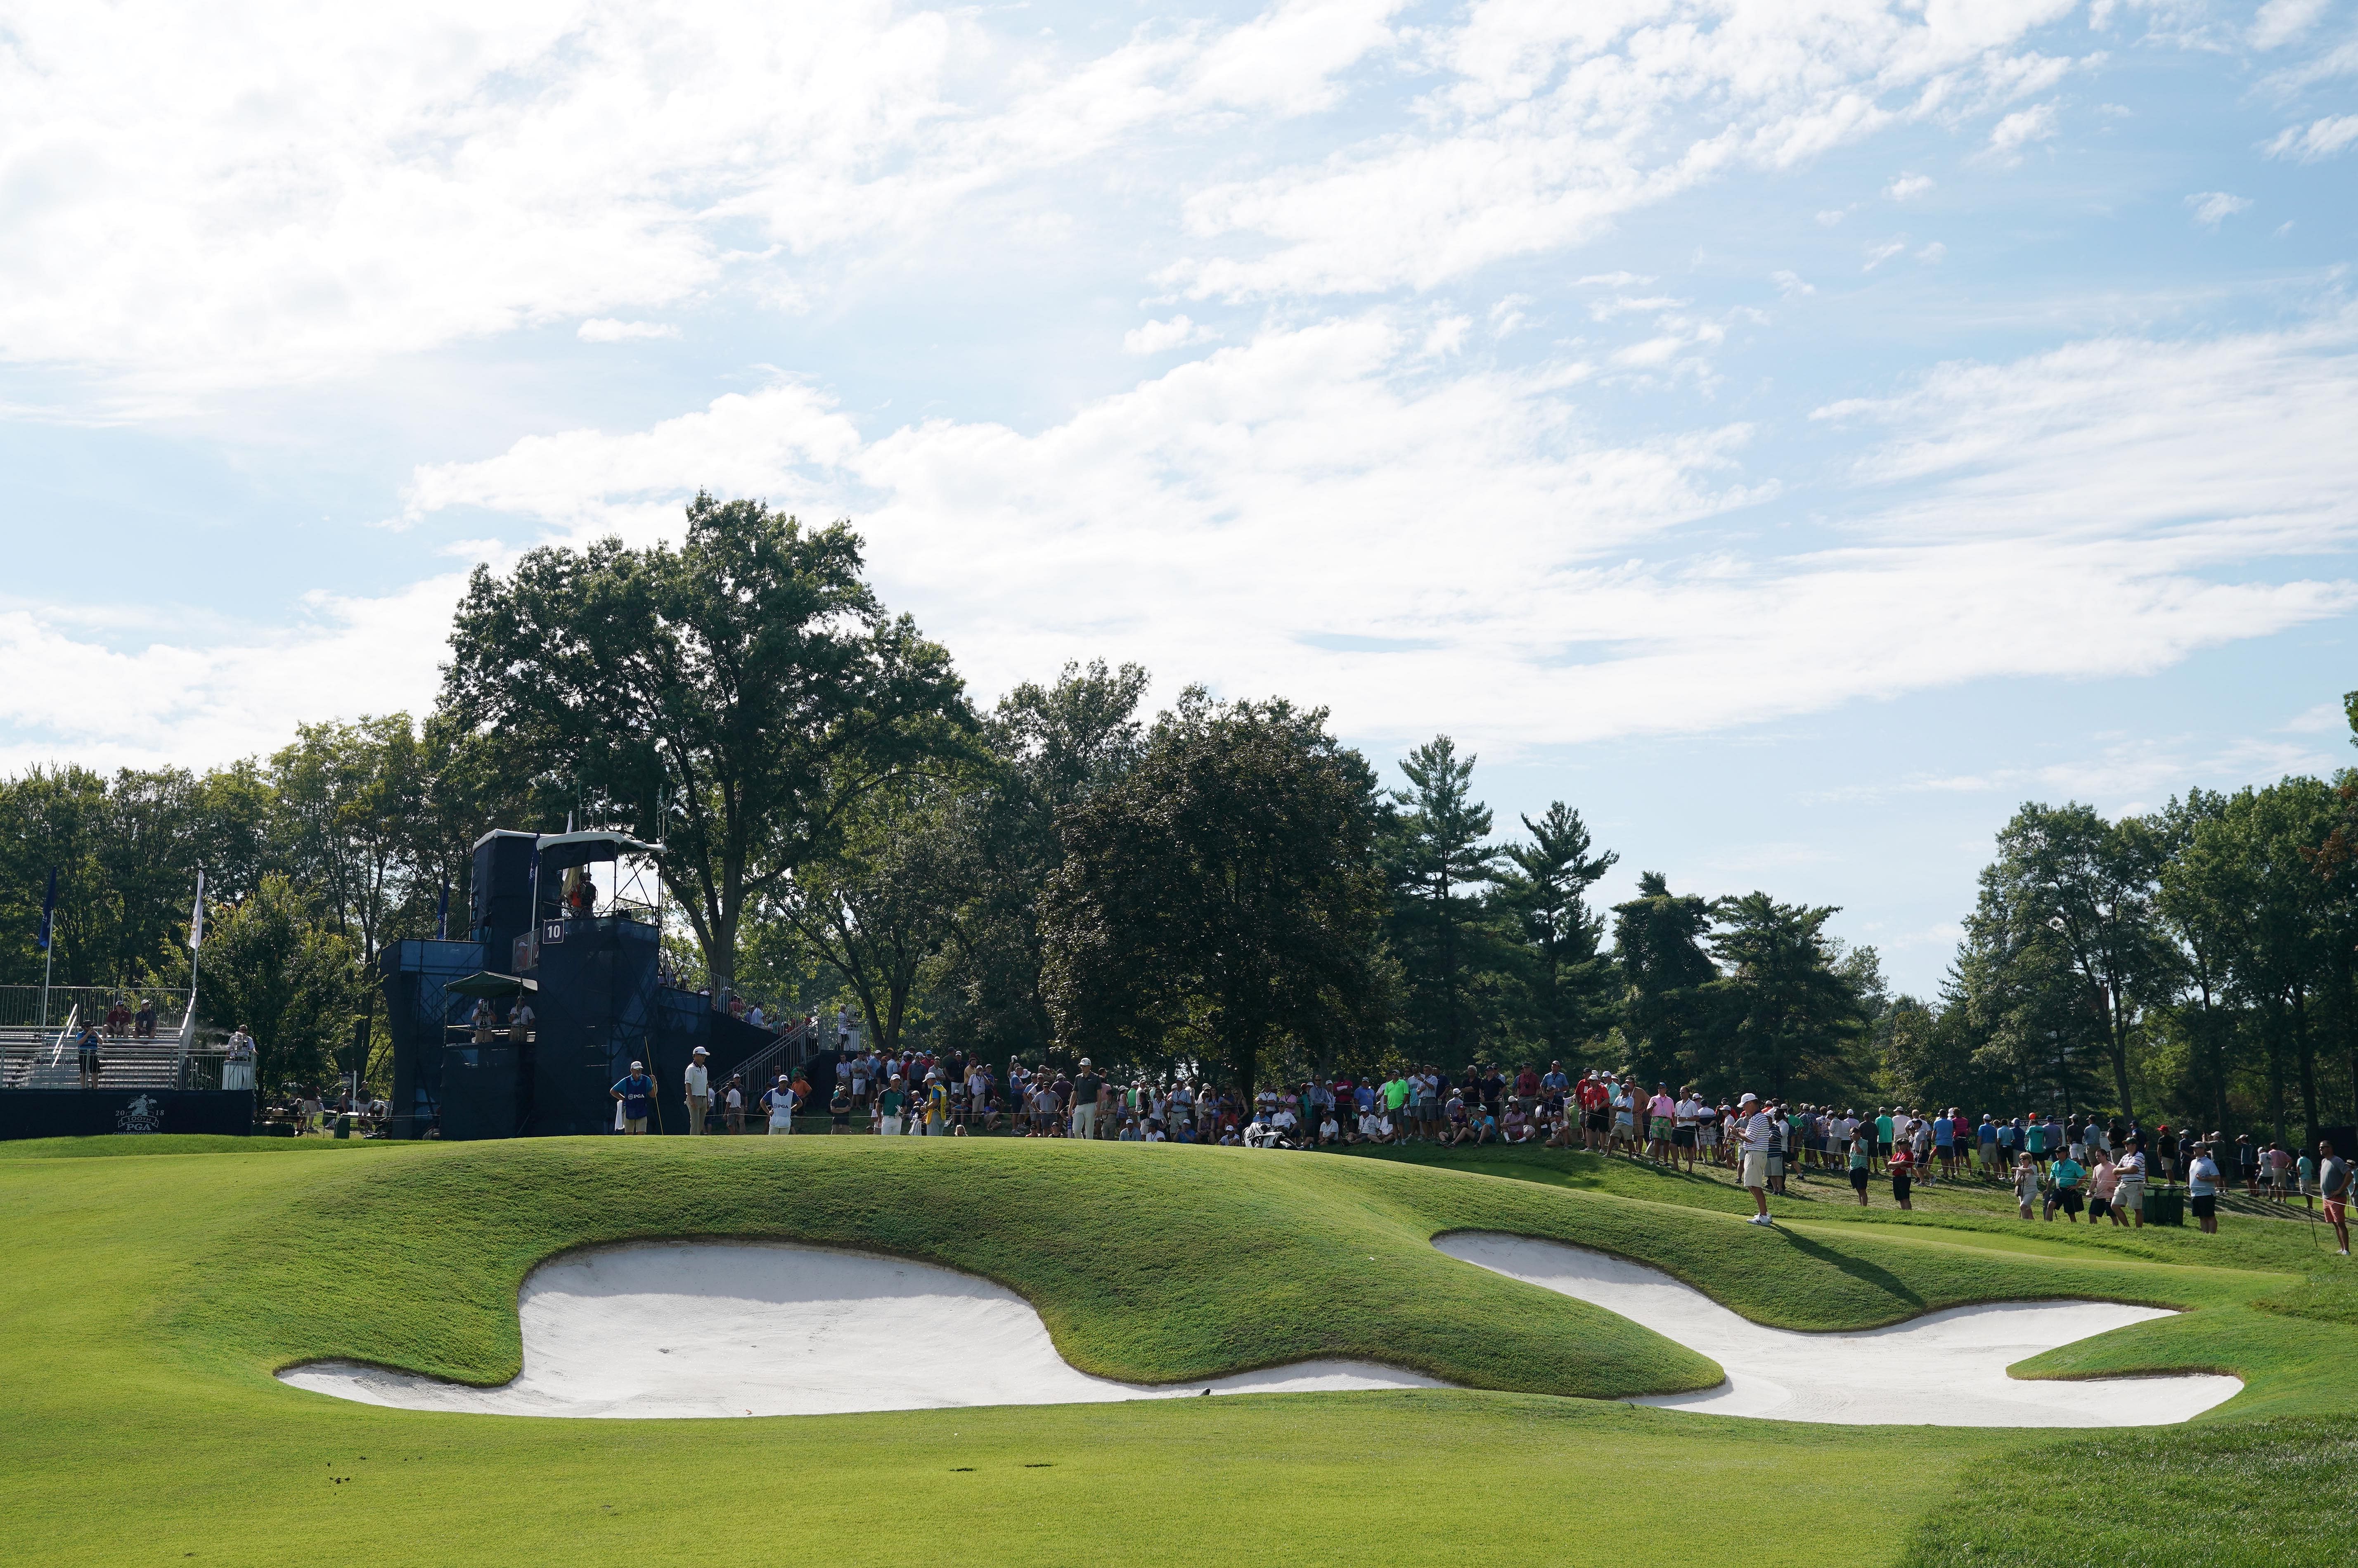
76, 1023, 104, 1088
223, 1026, 257, 1092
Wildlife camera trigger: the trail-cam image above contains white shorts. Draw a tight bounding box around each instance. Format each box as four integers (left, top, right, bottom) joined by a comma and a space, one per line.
1740, 1151, 1769, 1188
880, 1116, 902, 1136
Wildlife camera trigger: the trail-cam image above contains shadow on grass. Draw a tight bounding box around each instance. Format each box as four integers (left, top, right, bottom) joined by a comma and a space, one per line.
1771, 1226, 1928, 1311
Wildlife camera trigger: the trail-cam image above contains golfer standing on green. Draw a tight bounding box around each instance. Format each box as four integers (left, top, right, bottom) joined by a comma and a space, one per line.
1070, 1059, 1103, 1139
1738, 1094, 1776, 1226
683, 1045, 710, 1135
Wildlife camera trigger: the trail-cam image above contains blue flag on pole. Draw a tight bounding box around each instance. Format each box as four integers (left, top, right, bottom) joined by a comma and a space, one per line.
36, 865, 56, 952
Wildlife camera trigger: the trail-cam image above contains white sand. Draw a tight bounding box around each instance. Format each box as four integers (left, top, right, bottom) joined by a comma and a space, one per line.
1434, 1232, 2241, 1426
278, 1241, 1444, 1418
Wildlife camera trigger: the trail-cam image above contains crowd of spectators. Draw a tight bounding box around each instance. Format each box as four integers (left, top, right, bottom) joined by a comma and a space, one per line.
620, 1042, 2358, 1256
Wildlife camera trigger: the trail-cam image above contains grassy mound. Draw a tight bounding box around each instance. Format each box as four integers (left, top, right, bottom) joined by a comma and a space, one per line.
2, 1135, 2351, 1567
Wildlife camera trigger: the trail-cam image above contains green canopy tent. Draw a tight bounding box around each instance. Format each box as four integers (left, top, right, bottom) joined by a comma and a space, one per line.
445, 971, 538, 1000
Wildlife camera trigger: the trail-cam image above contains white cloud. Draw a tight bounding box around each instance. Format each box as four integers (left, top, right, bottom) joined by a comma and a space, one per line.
1816, 208, 1849, 226
578, 319, 682, 342
0, 576, 466, 774
19, 301, 2358, 764
2185, 191, 2253, 228
1886, 173, 1935, 200
1813, 734, 2344, 812
0, 0, 1399, 402
1123, 315, 1218, 355
381, 308, 2358, 751
2251, 0, 2332, 50
1771, 270, 1815, 296
1915, 242, 1946, 263
2282, 700, 2347, 734
1864, 238, 1909, 270
1983, 102, 2059, 163
2263, 115, 2358, 161
1167, 1, 2080, 299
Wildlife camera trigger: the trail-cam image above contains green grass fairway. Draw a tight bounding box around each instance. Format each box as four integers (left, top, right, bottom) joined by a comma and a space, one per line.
2, 1135, 2351, 1566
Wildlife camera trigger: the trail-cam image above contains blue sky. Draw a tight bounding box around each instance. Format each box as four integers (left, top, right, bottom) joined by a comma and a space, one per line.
3, 0, 2356, 993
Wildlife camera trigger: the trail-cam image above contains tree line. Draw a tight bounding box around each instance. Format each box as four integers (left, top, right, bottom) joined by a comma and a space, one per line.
1887, 775, 2358, 1149
3, 494, 2349, 1142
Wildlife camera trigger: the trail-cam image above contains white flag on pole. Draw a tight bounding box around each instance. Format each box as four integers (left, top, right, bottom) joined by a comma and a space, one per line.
187, 869, 206, 952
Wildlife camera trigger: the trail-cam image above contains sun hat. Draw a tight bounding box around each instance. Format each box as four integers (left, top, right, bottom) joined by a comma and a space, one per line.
692, 1045, 709, 1056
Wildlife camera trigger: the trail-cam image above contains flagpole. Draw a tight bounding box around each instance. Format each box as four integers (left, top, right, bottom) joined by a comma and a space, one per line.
36, 865, 57, 1029
179, 868, 205, 1088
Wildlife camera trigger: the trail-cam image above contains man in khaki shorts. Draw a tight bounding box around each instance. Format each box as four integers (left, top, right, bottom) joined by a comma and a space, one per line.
1738, 1092, 1777, 1226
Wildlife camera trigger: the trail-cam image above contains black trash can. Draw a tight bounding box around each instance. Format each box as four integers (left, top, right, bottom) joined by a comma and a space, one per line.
2143, 1184, 2184, 1227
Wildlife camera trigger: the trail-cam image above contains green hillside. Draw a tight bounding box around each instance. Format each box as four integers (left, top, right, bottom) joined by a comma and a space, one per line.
0, 1135, 2349, 1567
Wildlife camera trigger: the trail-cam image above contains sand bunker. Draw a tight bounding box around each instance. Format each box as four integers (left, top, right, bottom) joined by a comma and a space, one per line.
278, 1241, 1444, 1418
1435, 1232, 2241, 1426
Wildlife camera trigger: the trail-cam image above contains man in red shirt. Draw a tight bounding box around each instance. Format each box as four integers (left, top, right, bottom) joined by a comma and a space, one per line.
1575, 1073, 1610, 1153
1514, 1064, 1541, 1111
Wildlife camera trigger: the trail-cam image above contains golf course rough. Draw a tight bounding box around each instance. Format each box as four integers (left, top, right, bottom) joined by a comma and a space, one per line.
2, 1134, 2351, 1568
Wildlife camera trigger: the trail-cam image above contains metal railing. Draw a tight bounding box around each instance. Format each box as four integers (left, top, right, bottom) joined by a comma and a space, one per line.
0, 985, 185, 1035
722, 1019, 814, 1098
1, 1036, 231, 1091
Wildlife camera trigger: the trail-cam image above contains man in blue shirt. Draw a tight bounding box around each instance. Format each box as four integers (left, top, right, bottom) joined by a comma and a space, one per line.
1933, 1111, 1956, 1178
1541, 1061, 1570, 1096
2045, 1151, 2086, 1222
611, 1061, 656, 1135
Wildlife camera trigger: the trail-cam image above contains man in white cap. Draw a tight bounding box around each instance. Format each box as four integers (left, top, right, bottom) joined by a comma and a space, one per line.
611, 1061, 656, 1135
762, 1072, 796, 1135
684, 1045, 711, 1135
1070, 1057, 1103, 1140
1738, 1093, 1777, 1225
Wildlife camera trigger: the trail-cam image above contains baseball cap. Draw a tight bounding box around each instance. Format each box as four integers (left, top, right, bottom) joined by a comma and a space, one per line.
1739, 1092, 1757, 1105
629, 1060, 644, 1071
